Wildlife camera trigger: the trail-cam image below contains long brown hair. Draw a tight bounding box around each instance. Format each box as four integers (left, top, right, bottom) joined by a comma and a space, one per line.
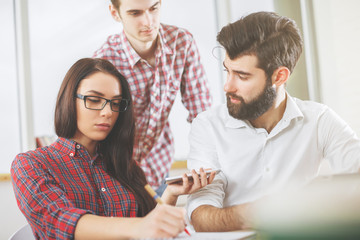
54, 58, 156, 216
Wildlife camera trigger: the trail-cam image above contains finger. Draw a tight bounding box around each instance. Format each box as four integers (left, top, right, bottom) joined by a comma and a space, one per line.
158, 220, 185, 238
182, 173, 190, 190
208, 171, 216, 183
159, 208, 186, 235
191, 169, 201, 188
199, 167, 207, 187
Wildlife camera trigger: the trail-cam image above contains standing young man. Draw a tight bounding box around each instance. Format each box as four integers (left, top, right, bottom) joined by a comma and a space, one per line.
94, 0, 212, 195
186, 11, 360, 231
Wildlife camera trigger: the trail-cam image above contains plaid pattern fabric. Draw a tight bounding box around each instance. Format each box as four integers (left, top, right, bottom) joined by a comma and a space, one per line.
11, 138, 138, 240
93, 24, 212, 188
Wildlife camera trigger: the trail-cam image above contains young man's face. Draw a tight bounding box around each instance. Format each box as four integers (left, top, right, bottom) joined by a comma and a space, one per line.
114, 0, 161, 45
223, 54, 276, 120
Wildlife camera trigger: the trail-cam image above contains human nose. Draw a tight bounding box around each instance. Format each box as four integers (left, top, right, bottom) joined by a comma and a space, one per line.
143, 11, 152, 27
224, 73, 236, 93
100, 101, 113, 118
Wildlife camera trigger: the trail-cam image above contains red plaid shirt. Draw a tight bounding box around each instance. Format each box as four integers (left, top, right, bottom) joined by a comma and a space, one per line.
93, 24, 212, 188
11, 138, 138, 240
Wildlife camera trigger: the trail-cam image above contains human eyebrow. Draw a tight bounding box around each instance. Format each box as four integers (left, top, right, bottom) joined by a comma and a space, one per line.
126, 9, 142, 15
85, 90, 105, 96
150, 2, 160, 9
84, 90, 123, 98
222, 62, 252, 76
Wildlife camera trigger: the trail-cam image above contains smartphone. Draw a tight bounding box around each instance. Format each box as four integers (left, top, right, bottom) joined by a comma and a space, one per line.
165, 169, 221, 184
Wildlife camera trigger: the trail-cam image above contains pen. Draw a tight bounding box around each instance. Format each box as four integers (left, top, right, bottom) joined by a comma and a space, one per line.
144, 184, 191, 236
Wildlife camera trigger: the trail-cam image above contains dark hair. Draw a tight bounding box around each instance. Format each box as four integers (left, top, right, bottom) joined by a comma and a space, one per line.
55, 58, 156, 216
111, 0, 162, 11
217, 11, 303, 78
111, 0, 120, 10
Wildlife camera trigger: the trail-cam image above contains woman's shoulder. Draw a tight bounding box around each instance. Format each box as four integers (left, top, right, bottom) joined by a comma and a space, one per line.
12, 138, 66, 169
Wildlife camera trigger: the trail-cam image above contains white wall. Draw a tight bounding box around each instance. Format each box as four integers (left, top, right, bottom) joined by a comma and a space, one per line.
0, 0, 21, 174
312, 0, 360, 135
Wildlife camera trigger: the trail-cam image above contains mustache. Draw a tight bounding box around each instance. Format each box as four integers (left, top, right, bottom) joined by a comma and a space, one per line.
226, 93, 244, 102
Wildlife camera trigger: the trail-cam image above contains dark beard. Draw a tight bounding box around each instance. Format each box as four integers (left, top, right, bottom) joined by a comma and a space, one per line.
227, 80, 276, 120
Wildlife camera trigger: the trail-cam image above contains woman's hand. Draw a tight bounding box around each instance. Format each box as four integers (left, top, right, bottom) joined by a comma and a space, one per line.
131, 204, 186, 239
162, 168, 216, 205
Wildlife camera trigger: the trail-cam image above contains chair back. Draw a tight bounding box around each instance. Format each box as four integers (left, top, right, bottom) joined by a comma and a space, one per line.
8, 224, 35, 240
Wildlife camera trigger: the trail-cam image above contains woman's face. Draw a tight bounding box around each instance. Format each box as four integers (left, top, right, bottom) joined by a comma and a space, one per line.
73, 72, 121, 148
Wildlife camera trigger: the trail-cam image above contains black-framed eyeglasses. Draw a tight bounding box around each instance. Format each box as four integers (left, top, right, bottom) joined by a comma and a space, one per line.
75, 94, 128, 112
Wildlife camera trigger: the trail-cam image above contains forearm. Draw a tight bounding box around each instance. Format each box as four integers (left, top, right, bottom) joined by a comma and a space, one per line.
75, 214, 141, 240
191, 204, 252, 232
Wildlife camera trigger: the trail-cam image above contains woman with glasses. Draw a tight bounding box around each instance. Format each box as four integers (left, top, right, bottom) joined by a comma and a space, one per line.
11, 58, 215, 239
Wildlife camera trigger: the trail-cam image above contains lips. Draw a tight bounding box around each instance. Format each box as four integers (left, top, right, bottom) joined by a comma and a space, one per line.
227, 93, 242, 104
95, 123, 111, 131
141, 28, 154, 35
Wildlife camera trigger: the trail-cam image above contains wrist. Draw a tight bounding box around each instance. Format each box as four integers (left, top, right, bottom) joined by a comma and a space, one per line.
161, 188, 178, 205
122, 217, 142, 239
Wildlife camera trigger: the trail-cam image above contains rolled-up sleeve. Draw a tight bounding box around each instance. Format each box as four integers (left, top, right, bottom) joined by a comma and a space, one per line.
11, 153, 93, 239
186, 113, 227, 219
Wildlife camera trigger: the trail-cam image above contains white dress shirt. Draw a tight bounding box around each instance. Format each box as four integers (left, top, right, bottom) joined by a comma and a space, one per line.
186, 94, 360, 219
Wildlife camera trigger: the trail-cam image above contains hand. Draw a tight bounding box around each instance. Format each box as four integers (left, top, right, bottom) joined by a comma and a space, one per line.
166, 168, 216, 196
132, 204, 186, 239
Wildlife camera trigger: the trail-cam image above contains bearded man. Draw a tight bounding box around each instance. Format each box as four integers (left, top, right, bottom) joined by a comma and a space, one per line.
186, 11, 360, 232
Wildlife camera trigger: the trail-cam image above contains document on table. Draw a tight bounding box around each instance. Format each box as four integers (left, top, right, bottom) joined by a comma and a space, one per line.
174, 231, 256, 239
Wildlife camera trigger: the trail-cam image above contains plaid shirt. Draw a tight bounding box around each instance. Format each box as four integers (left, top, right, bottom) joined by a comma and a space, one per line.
11, 138, 137, 240
93, 24, 212, 188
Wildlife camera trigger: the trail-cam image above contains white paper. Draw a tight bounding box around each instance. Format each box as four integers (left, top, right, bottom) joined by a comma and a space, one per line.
174, 231, 255, 239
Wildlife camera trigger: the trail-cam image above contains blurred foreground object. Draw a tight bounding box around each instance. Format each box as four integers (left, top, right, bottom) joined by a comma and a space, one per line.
254, 173, 360, 239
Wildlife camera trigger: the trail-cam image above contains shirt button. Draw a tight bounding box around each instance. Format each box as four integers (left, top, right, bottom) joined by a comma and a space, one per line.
76, 144, 80, 149
265, 167, 270, 172
101, 188, 106, 192
69, 153, 74, 157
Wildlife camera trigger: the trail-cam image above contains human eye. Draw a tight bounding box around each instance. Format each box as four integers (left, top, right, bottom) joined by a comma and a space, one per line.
86, 96, 101, 103
128, 11, 141, 16
238, 74, 249, 80
111, 99, 121, 107
150, 6, 158, 11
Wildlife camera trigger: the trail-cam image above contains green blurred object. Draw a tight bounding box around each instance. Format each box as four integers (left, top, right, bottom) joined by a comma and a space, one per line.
253, 173, 360, 240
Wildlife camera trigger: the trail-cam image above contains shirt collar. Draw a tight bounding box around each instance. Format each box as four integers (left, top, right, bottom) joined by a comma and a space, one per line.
120, 24, 173, 67
54, 137, 99, 162
157, 24, 173, 56
119, 30, 142, 67
282, 93, 304, 122
224, 92, 304, 129
54, 137, 77, 155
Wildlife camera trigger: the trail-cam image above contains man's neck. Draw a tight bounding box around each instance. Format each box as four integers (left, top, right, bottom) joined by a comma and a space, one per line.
249, 90, 287, 133
126, 34, 158, 67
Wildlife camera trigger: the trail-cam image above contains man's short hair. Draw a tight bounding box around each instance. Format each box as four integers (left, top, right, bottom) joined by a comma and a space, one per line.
217, 11, 303, 78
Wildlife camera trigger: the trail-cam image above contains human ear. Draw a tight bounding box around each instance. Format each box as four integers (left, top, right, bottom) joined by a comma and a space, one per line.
109, 4, 121, 22
271, 66, 290, 87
